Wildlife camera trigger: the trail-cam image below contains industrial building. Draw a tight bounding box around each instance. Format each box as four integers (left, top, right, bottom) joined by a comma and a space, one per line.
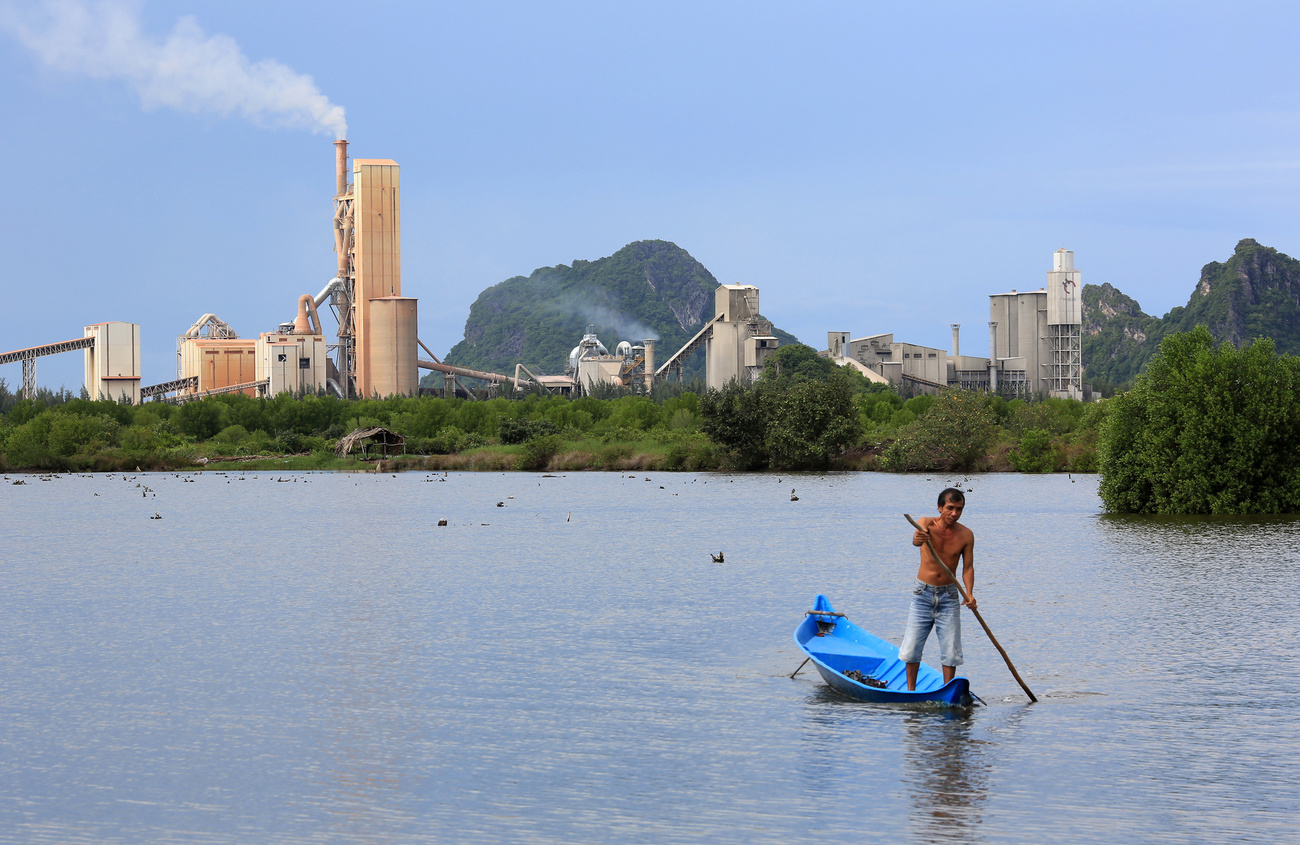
564, 327, 656, 393
84, 322, 142, 403
564, 283, 782, 395
827, 248, 1085, 399
827, 332, 945, 389
169, 142, 418, 401
654, 284, 780, 389
0, 136, 1083, 407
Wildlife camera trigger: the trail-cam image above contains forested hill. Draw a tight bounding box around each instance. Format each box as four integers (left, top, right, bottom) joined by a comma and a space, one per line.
1083, 239, 1300, 388
440, 240, 799, 377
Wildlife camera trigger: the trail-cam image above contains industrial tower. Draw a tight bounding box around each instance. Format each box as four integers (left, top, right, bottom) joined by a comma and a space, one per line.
332, 141, 417, 399
1045, 248, 1083, 399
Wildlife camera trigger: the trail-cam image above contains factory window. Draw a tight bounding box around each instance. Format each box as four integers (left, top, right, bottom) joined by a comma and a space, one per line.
904, 353, 910, 358
928, 353, 937, 358
299, 357, 310, 369
278, 353, 287, 362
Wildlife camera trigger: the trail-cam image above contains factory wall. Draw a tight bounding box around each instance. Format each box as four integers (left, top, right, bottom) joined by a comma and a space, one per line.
83, 321, 141, 403
1047, 248, 1082, 326
181, 338, 259, 396
256, 332, 328, 396
366, 297, 418, 397
577, 358, 624, 392
352, 159, 403, 398
840, 332, 947, 390
705, 284, 775, 389
846, 334, 895, 370
895, 342, 948, 385
989, 290, 1049, 392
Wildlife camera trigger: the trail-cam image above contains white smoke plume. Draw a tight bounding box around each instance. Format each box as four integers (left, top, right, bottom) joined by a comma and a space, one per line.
2, 0, 347, 137
549, 293, 659, 343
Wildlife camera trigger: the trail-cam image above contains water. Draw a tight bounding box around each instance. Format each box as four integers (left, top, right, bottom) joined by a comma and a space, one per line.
1, 470, 1297, 843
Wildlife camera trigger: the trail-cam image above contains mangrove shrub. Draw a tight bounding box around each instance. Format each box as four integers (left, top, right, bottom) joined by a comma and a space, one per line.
1098, 326, 1300, 513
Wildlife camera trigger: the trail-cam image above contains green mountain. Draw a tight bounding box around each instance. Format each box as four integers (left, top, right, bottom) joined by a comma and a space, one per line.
1083, 239, 1300, 388
438, 240, 799, 379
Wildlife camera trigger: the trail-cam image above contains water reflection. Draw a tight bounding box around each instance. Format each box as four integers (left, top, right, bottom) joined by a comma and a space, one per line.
899, 710, 989, 843
798, 686, 992, 843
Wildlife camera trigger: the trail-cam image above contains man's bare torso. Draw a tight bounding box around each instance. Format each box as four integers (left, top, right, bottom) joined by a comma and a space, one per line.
915, 507, 973, 585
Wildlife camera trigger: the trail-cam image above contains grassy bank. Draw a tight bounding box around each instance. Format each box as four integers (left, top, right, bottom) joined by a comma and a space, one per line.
0, 379, 1103, 474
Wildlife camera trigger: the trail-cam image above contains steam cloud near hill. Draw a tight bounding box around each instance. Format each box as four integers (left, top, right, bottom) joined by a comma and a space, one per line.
2, 0, 347, 137
550, 293, 660, 343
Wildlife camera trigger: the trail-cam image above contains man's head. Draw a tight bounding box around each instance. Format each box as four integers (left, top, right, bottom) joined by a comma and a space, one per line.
937, 487, 965, 525
938, 488, 965, 508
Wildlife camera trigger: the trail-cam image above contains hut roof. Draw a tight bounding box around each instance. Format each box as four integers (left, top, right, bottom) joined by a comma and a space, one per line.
335, 427, 405, 457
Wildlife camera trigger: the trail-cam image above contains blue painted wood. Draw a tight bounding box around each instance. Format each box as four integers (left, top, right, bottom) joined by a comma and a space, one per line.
794, 594, 974, 708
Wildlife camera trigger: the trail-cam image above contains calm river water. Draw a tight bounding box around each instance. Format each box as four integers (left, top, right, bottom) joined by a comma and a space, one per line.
1, 470, 1297, 843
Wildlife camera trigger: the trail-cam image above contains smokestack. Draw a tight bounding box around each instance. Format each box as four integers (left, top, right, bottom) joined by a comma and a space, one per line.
334, 139, 349, 197
951, 323, 960, 358
988, 321, 998, 392
643, 339, 656, 390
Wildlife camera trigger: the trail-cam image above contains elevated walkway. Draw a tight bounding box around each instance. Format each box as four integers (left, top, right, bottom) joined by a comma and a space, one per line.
901, 372, 948, 391
655, 314, 722, 380
0, 336, 96, 398
173, 379, 269, 404
141, 376, 198, 400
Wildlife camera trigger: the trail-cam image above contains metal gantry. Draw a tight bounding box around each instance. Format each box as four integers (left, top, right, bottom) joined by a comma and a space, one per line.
1048, 322, 1082, 397
0, 336, 96, 398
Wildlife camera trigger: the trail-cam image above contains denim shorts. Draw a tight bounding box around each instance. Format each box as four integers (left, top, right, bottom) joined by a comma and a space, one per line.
898, 579, 963, 667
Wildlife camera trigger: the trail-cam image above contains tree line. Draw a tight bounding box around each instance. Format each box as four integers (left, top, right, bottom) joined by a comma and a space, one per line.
4, 328, 1294, 515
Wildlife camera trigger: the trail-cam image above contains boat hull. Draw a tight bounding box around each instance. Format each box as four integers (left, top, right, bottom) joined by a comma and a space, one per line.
794, 594, 973, 707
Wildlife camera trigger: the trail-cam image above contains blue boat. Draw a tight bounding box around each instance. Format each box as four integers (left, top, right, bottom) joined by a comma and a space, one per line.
793, 594, 974, 707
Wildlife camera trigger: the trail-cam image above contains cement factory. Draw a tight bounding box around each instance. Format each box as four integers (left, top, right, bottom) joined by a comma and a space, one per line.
824, 248, 1085, 400
0, 140, 1084, 403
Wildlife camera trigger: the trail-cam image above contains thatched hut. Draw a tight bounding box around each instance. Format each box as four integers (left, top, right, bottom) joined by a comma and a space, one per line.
334, 427, 405, 458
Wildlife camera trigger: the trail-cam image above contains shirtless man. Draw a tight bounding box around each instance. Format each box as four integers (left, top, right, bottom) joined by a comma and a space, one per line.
899, 488, 976, 690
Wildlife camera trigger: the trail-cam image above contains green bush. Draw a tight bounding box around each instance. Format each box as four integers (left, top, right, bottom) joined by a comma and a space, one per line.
519, 434, 563, 470
698, 380, 771, 470
498, 417, 560, 444
3, 415, 53, 467
212, 424, 249, 445
1009, 428, 1056, 473
881, 391, 997, 472
1099, 326, 1300, 513
48, 413, 119, 457
765, 375, 863, 469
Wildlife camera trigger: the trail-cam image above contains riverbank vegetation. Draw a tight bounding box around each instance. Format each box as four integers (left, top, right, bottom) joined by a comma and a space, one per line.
0, 344, 1105, 474
1098, 326, 1300, 514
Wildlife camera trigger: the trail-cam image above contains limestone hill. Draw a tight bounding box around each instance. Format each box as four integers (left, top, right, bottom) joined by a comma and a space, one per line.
1083, 239, 1300, 388
439, 240, 798, 380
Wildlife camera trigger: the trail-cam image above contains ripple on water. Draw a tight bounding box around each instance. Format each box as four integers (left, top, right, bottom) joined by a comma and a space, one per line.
0, 471, 1296, 843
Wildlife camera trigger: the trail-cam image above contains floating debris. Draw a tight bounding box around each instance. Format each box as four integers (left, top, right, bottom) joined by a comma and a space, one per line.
843, 669, 887, 689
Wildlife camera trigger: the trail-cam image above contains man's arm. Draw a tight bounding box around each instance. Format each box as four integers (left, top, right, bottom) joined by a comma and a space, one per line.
912, 516, 932, 548
961, 533, 976, 609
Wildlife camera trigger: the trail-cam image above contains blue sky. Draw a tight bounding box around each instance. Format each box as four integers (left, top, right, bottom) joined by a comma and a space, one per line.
3, 0, 1300, 390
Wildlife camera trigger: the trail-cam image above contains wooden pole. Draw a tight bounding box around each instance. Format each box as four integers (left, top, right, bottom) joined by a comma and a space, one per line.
904, 513, 1038, 703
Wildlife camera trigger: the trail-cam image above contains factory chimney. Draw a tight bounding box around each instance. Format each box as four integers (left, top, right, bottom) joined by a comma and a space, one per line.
951, 324, 960, 358
334, 139, 349, 197
988, 321, 998, 392
643, 339, 656, 391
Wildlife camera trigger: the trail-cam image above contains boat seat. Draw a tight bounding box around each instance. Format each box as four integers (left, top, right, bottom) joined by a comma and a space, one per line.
806, 637, 873, 658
